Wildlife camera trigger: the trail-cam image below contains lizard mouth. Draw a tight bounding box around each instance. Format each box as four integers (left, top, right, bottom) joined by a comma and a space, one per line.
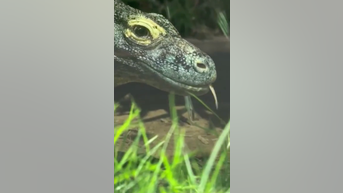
145, 63, 219, 109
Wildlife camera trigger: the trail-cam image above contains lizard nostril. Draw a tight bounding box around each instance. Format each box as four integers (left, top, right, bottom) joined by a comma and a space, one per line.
197, 62, 207, 69
195, 62, 208, 73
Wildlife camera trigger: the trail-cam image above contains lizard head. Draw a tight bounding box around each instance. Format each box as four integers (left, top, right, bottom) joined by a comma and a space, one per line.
114, 2, 217, 96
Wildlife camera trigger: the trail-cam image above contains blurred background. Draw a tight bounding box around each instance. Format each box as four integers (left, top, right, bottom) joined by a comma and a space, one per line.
121, 0, 230, 39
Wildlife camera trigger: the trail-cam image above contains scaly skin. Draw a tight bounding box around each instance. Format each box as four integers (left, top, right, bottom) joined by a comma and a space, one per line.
114, 0, 217, 96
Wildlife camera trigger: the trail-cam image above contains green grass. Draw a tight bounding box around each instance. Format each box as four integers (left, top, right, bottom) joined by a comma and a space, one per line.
114, 94, 230, 193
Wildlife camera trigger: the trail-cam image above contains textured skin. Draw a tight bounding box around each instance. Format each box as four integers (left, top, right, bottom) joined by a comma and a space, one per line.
114, 0, 217, 96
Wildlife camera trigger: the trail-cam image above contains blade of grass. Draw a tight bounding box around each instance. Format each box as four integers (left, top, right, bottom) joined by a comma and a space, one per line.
198, 121, 230, 192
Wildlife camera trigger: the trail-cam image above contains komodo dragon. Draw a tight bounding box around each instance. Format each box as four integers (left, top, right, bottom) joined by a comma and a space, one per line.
114, 0, 218, 117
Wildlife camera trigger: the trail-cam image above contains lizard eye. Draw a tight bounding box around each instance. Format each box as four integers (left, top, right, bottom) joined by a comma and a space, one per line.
132, 25, 150, 38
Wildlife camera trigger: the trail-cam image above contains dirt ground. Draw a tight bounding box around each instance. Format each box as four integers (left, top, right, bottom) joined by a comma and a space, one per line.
114, 37, 230, 158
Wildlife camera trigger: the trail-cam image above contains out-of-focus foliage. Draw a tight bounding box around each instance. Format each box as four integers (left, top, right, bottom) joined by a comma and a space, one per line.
121, 0, 230, 38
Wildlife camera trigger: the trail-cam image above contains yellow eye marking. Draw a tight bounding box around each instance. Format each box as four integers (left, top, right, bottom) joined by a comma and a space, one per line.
124, 15, 166, 46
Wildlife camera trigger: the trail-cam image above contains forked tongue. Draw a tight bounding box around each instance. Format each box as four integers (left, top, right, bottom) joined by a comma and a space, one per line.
209, 85, 218, 109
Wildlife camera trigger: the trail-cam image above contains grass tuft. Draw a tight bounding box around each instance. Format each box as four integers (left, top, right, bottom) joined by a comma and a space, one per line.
114, 94, 230, 193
